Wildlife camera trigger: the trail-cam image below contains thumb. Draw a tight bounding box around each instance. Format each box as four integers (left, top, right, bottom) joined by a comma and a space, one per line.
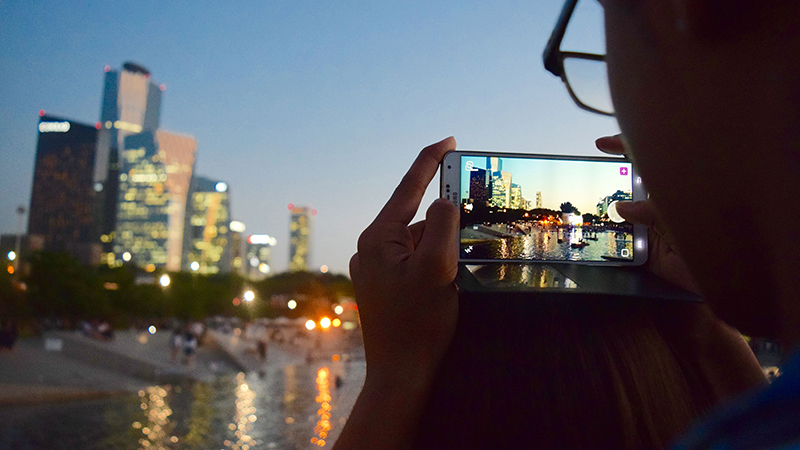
615, 200, 657, 228
595, 134, 626, 155
413, 198, 459, 279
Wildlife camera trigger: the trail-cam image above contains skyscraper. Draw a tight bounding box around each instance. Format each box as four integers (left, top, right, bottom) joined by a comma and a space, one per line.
183, 176, 231, 274
28, 113, 100, 264
288, 204, 312, 272
468, 167, 488, 205
245, 234, 277, 280
96, 62, 163, 261
113, 130, 196, 270
510, 183, 523, 209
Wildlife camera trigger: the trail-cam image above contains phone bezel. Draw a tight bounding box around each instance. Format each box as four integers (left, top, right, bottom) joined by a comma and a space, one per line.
440, 150, 648, 267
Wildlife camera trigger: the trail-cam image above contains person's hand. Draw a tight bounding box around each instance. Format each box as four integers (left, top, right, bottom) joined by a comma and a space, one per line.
596, 134, 701, 295
350, 136, 460, 378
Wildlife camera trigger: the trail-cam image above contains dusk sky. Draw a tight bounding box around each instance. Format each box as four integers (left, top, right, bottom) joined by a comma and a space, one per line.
0, 0, 618, 275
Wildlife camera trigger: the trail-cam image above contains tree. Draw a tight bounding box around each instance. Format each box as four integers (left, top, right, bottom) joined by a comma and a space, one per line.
560, 202, 580, 215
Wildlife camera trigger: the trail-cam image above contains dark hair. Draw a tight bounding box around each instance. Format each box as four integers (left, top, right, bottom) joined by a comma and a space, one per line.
414, 295, 722, 450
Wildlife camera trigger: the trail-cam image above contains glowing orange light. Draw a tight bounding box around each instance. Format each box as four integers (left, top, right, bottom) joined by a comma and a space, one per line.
332, 354, 340, 362
332, 318, 341, 327
233, 298, 241, 306
7, 266, 14, 274
320, 317, 331, 329
305, 320, 316, 330
320, 265, 328, 273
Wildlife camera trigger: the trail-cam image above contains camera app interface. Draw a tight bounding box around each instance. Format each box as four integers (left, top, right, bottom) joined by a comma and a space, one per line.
460, 156, 634, 262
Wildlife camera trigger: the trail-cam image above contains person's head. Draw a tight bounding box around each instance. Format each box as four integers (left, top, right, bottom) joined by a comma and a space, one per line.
414, 297, 758, 449
596, 1, 800, 341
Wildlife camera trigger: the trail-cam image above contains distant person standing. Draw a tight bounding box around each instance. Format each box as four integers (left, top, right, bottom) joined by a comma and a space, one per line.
170, 328, 183, 362
183, 330, 198, 367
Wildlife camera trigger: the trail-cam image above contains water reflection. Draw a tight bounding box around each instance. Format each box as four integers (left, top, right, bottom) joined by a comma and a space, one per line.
223, 373, 257, 450
311, 366, 333, 447
134, 386, 175, 450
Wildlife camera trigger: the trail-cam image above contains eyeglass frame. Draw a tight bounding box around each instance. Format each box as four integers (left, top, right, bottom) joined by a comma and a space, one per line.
543, 0, 614, 116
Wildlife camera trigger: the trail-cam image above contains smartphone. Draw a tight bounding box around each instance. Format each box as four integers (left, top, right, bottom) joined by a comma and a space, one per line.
440, 150, 648, 266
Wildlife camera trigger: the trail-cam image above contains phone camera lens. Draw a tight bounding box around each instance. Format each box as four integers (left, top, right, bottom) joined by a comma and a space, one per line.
447, 165, 451, 169
446, 184, 450, 188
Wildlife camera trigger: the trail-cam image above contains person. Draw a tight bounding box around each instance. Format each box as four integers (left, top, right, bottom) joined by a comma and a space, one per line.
170, 328, 183, 362
183, 329, 198, 367
334, 0, 800, 447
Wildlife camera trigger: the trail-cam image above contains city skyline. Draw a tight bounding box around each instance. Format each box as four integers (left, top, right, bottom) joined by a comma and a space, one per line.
0, 0, 618, 274
461, 156, 632, 216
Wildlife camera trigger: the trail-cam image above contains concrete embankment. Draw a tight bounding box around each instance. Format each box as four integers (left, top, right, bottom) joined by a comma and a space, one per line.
0, 329, 241, 406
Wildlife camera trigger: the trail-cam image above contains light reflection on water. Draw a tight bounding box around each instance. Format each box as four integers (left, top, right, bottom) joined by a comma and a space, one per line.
134, 386, 175, 449
222, 373, 257, 450
310, 367, 332, 447
466, 228, 633, 262
1, 351, 364, 449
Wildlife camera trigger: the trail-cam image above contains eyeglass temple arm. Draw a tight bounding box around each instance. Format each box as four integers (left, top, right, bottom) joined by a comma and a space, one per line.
543, 0, 579, 77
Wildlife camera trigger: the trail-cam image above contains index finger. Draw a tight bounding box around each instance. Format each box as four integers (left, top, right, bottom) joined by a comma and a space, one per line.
375, 137, 457, 224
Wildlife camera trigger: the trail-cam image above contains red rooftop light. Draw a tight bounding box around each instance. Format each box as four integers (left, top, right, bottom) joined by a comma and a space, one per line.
95, 122, 102, 130
312, 209, 318, 216
159, 84, 166, 91
104, 65, 111, 72
287, 203, 295, 210
39, 110, 45, 117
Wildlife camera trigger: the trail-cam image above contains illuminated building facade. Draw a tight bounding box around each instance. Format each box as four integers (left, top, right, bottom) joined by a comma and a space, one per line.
27, 114, 101, 264
182, 177, 231, 274
510, 183, 523, 209
468, 168, 488, 205
487, 157, 513, 208
245, 234, 277, 280
96, 62, 163, 260
113, 130, 196, 270
228, 221, 247, 274
536, 191, 543, 209
289, 205, 312, 272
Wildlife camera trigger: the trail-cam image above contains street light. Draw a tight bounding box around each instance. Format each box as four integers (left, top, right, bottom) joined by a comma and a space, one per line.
7, 251, 16, 261
334, 305, 344, 315
159, 274, 170, 287
320, 317, 332, 329
305, 319, 316, 330
243, 290, 255, 302
287, 299, 297, 310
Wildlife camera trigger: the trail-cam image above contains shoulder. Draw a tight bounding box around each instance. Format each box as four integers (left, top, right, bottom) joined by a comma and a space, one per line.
673, 351, 800, 450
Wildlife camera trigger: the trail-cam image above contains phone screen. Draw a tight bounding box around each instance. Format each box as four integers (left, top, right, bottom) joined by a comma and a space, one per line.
459, 154, 637, 262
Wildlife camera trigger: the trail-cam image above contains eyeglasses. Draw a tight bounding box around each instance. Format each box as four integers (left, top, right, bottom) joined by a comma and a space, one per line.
543, 0, 614, 116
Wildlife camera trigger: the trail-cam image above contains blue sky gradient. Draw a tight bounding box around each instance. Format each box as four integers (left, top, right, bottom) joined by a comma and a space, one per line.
0, 0, 617, 274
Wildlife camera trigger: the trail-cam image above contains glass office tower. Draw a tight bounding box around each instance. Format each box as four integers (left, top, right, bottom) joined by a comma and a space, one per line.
182, 176, 232, 274
113, 130, 196, 270
28, 114, 100, 264
289, 205, 312, 272
96, 62, 163, 261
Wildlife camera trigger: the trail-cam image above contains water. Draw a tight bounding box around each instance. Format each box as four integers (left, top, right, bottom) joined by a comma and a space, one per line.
463, 226, 633, 262
0, 359, 365, 450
